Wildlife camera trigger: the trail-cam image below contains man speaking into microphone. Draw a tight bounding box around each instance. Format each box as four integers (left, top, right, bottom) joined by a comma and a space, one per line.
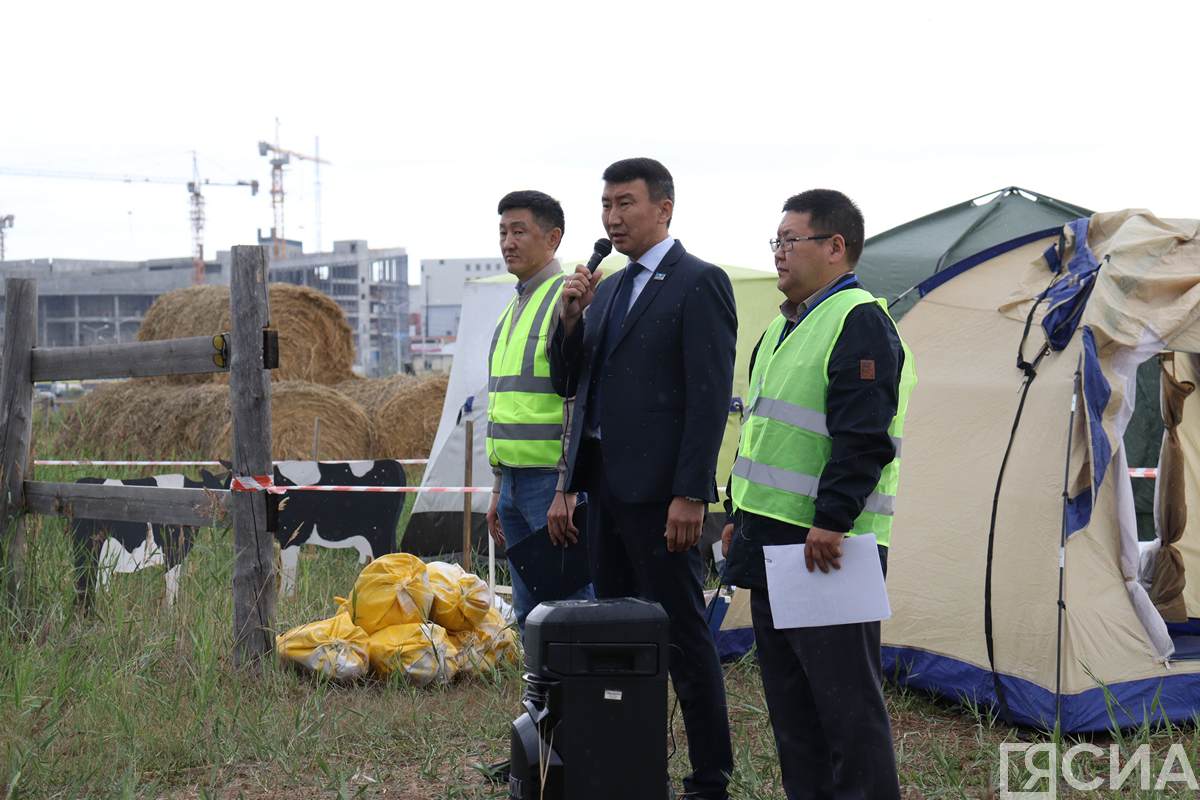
549, 158, 736, 800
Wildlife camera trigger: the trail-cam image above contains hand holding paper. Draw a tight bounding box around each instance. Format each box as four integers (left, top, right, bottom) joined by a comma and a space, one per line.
764, 533, 891, 629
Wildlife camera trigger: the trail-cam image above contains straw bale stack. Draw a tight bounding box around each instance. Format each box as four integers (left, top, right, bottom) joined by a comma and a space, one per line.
137, 283, 355, 386
57, 380, 373, 460
375, 374, 449, 459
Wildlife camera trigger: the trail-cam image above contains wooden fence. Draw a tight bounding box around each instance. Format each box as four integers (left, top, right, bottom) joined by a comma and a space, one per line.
0, 246, 278, 667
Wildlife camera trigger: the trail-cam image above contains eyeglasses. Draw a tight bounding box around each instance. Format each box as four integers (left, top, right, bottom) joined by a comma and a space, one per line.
769, 234, 834, 253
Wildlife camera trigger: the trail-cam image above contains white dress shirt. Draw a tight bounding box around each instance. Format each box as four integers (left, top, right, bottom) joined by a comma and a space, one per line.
625, 236, 675, 312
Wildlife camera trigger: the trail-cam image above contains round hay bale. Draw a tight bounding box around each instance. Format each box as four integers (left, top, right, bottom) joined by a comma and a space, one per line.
137, 283, 355, 386
334, 374, 418, 415
375, 374, 449, 459
55, 380, 372, 461
216, 381, 373, 460
53, 380, 228, 459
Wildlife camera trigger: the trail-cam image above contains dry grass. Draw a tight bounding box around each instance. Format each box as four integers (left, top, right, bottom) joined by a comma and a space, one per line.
9, 419, 1197, 799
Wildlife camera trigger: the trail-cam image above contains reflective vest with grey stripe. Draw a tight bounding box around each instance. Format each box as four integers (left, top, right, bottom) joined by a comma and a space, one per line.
486, 274, 566, 467
730, 287, 916, 546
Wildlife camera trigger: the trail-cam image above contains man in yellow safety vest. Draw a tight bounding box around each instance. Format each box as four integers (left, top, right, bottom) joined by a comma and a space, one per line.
723, 189, 915, 800
486, 190, 594, 630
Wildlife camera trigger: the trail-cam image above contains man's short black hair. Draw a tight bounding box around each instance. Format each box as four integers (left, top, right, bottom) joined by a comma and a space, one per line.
602, 157, 675, 204
497, 190, 565, 235
781, 189, 865, 267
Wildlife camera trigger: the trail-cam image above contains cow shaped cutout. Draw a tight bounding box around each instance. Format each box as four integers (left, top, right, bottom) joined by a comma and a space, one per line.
70, 473, 214, 608
271, 460, 405, 596
72, 461, 408, 604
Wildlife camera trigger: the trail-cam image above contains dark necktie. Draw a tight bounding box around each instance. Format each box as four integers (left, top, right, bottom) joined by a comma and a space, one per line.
585, 263, 643, 434
603, 262, 642, 358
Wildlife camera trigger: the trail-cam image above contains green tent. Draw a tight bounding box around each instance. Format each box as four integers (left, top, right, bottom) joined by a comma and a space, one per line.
857, 187, 1092, 318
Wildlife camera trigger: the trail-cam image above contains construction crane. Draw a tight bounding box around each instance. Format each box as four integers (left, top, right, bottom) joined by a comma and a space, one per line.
185, 153, 260, 283
0, 214, 13, 261
258, 119, 330, 259
0, 160, 258, 283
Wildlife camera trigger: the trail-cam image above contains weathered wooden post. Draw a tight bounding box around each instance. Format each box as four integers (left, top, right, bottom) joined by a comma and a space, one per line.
0, 278, 36, 602
462, 418, 474, 572
229, 246, 276, 666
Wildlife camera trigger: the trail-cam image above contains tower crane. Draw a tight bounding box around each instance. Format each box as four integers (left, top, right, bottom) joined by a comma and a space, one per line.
258, 120, 330, 259
0, 160, 258, 283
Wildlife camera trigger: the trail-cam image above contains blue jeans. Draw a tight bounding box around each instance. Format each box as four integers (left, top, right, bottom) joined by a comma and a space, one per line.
497, 466, 594, 630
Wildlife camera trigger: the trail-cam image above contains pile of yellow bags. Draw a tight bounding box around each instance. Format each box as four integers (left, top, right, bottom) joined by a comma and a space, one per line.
276, 554, 520, 684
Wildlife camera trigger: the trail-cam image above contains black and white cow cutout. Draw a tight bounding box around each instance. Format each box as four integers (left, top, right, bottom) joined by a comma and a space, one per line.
271, 460, 405, 595
70, 474, 211, 607
71, 460, 407, 603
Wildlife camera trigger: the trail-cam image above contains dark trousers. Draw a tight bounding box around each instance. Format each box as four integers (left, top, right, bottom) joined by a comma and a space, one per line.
579, 440, 733, 800
750, 569, 901, 800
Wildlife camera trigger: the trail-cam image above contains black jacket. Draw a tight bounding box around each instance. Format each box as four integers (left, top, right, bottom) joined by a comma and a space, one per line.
549, 240, 737, 504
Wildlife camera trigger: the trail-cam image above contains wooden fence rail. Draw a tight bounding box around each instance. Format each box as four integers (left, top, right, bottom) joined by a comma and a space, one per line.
0, 245, 276, 667
23, 482, 229, 528
32, 335, 230, 381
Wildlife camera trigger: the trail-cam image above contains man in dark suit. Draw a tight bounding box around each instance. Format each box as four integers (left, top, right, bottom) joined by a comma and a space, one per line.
549, 157, 736, 800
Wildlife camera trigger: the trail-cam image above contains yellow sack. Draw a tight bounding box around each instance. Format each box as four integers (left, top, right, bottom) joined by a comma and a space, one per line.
426, 561, 492, 632
490, 622, 522, 668
276, 614, 370, 680
367, 622, 458, 686
448, 630, 497, 677
468, 606, 522, 671
341, 553, 434, 634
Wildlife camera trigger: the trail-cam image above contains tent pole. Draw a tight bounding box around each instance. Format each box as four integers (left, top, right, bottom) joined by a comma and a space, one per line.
462, 418, 474, 573
1055, 356, 1082, 729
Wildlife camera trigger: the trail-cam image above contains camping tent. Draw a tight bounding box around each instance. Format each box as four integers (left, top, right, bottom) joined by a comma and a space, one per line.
403, 253, 783, 556
881, 210, 1200, 732
856, 186, 1092, 317
855, 187, 1164, 540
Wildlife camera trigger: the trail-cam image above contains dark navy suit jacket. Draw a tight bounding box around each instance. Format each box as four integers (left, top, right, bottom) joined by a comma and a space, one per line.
549, 240, 737, 504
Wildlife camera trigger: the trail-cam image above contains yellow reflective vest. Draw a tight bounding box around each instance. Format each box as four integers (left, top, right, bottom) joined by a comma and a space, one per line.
486, 274, 566, 467
731, 287, 916, 546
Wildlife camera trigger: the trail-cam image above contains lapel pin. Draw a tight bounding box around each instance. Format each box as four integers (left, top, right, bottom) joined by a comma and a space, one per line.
653, 272, 667, 281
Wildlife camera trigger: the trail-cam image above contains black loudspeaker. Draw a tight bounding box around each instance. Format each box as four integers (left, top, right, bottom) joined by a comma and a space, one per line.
509, 598, 670, 800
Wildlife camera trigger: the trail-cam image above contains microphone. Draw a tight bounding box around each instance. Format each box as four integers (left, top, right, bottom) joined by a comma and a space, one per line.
585, 238, 612, 273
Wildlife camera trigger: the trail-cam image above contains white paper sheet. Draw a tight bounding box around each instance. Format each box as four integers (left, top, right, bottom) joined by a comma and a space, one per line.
763, 533, 891, 629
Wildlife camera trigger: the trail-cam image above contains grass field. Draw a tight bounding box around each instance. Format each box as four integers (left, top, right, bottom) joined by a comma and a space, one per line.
2, 422, 1197, 798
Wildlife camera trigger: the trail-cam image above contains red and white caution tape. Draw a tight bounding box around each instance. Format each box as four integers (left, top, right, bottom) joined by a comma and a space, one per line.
34, 458, 430, 466
266, 485, 492, 494
231, 474, 274, 492
36, 460, 225, 467
230, 476, 489, 494
1129, 468, 1158, 479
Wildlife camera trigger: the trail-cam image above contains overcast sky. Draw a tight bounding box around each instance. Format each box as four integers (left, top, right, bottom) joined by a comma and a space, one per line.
3, 1, 1197, 283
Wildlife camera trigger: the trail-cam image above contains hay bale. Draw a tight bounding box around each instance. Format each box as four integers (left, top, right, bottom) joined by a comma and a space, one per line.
56, 379, 373, 460
220, 381, 374, 461
335, 375, 418, 414
54, 380, 172, 458
375, 374, 449, 459
137, 283, 355, 386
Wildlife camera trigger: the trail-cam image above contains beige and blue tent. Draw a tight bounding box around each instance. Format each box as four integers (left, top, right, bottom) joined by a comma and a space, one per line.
881, 209, 1200, 732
